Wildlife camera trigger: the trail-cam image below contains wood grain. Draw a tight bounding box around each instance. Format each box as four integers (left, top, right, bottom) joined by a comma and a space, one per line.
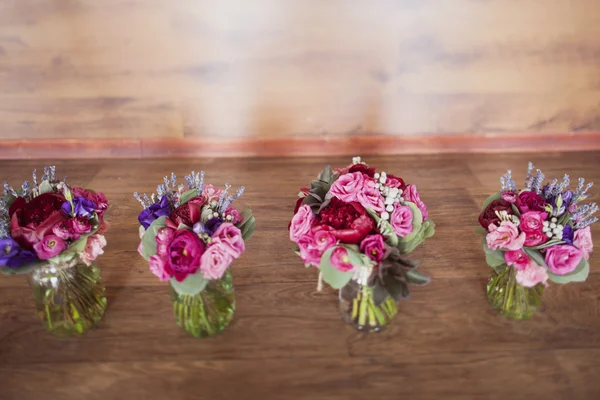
1, 0, 600, 154
0, 152, 600, 399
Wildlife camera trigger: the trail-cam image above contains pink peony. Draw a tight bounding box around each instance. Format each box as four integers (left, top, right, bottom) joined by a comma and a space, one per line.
313, 229, 337, 252
328, 172, 365, 203
519, 211, 548, 234
296, 231, 322, 268
156, 227, 175, 257
330, 247, 354, 272
545, 245, 583, 275
80, 234, 107, 266
360, 234, 385, 262
70, 216, 92, 235
200, 243, 233, 280
403, 184, 428, 221
486, 221, 526, 251
356, 182, 385, 213
504, 250, 530, 270
515, 262, 549, 288
290, 204, 316, 242
524, 231, 549, 247
148, 255, 170, 281
33, 235, 68, 260
166, 230, 205, 282
212, 223, 245, 259
390, 205, 413, 237
573, 226, 593, 260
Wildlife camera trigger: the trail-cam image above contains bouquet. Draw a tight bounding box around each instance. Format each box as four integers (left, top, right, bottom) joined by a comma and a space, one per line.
289, 157, 435, 331
135, 171, 255, 337
478, 163, 596, 318
1, 166, 109, 336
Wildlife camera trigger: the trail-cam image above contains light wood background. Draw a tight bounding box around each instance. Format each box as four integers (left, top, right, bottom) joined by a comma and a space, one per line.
0, 0, 599, 157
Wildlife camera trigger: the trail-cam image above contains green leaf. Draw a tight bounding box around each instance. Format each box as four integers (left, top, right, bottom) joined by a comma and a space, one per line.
63, 236, 88, 255
38, 181, 54, 195
485, 250, 506, 268
481, 192, 501, 212
526, 239, 565, 250
378, 219, 398, 247
401, 202, 423, 240
474, 226, 488, 237
522, 247, 548, 268
170, 270, 209, 296
317, 165, 333, 182
405, 269, 430, 285
178, 223, 192, 231
547, 258, 589, 284
179, 189, 199, 205
3, 193, 16, 207
240, 215, 256, 241
140, 216, 167, 260
558, 211, 572, 226
239, 208, 253, 226
318, 246, 354, 289
382, 273, 410, 301
423, 220, 435, 239
511, 204, 521, 217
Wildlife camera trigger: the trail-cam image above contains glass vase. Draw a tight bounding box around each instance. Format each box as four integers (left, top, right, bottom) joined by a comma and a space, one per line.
339, 278, 398, 332
27, 257, 107, 337
171, 270, 235, 338
486, 265, 544, 319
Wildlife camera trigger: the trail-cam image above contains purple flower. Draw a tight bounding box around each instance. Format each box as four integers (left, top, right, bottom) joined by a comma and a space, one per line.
138, 196, 171, 229
62, 197, 97, 218
0, 238, 37, 268
205, 218, 223, 236
562, 225, 574, 245
6, 250, 37, 267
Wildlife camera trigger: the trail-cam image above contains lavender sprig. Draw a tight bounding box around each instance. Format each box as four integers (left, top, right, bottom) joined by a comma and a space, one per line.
3, 182, 17, 198
133, 192, 152, 208
531, 169, 545, 194
500, 170, 517, 192
573, 203, 598, 229
0, 198, 9, 239
573, 178, 593, 205
524, 162, 535, 190
219, 186, 245, 213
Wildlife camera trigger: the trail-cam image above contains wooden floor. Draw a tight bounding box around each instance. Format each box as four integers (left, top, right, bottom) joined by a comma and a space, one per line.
1, 152, 599, 400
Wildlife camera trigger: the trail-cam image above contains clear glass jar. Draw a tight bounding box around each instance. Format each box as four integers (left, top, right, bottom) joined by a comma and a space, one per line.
339, 277, 398, 332
27, 257, 107, 337
171, 270, 235, 338
487, 265, 544, 319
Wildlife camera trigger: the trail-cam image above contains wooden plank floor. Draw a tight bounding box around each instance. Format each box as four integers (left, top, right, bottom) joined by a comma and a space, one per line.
1, 152, 599, 400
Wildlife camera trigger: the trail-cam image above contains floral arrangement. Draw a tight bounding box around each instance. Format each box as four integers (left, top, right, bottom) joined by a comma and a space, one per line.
0, 166, 109, 273
289, 157, 435, 327
478, 162, 596, 287
135, 171, 255, 294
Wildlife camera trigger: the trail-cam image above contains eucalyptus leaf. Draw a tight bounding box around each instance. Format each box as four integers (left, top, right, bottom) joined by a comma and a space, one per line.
547, 258, 589, 284
318, 246, 354, 289
240, 215, 256, 240
423, 220, 435, 239
378, 219, 399, 247
3, 193, 16, 207
485, 250, 506, 268
405, 269, 430, 285
511, 204, 521, 217
239, 209, 253, 226
38, 181, 54, 195
178, 223, 192, 231
522, 247, 548, 268
382, 272, 410, 301
179, 189, 199, 205
317, 165, 333, 182
63, 236, 88, 255
140, 216, 167, 260
170, 270, 209, 296
481, 192, 501, 212
474, 226, 488, 237
397, 202, 422, 243
526, 239, 565, 250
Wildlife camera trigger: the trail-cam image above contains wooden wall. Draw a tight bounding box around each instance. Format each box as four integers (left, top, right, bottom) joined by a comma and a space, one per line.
0, 0, 599, 157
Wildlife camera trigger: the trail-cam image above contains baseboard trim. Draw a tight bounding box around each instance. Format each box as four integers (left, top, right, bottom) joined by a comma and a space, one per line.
1, 132, 599, 159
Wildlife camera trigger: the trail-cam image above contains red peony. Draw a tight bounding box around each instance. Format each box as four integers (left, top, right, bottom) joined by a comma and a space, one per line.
317, 197, 375, 244
170, 197, 204, 227
516, 191, 548, 214
9, 193, 68, 250
478, 199, 513, 230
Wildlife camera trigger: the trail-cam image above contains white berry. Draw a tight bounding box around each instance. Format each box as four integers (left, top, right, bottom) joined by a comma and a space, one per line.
551, 217, 557, 223
543, 221, 549, 227
374, 173, 380, 179
546, 232, 553, 237
386, 205, 394, 212
381, 212, 390, 220
550, 223, 557, 229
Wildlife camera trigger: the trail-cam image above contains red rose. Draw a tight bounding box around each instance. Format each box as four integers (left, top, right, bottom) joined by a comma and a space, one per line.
334, 164, 376, 178
516, 191, 548, 214
72, 188, 109, 217
478, 199, 513, 230
317, 197, 375, 244
9, 193, 68, 250
170, 197, 203, 227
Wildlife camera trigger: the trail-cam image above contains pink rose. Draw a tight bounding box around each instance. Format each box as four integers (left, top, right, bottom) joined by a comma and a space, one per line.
313, 229, 337, 252
573, 227, 593, 260
545, 245, 583, 275
296, 231, 322, 267
390, 205, 413, 237
33, 235, 68, 260
70, 216, 92, 235
200, 243, 233, 280
504, 250, 530, 270
360, 234, 385, 262
403, 184, 428, 221
515, 262, 549, 288
356, 182, 385, 213
52, 220, 79, 241
156, 227, 175, 257
148, 255, 170, 281
519, 211, 548, 233
290, 204, 316, 242
524, 231, 549, 247
328, 172, 365, 203
212, 223, 245, 259
486, 221, 526, 251
202, 184, 224, 203
80, 234, 107, 266
330, 247, 354, 272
